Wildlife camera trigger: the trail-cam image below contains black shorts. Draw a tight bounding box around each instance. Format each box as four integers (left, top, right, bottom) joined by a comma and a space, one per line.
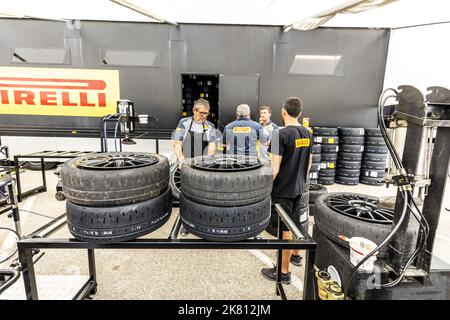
272, 195, 307, 232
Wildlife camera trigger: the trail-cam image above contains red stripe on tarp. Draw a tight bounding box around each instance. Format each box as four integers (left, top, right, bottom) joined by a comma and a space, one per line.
0, 77, 106, 90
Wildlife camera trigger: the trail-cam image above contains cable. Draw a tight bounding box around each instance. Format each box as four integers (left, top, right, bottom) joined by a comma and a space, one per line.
409, 193, 430, 236
378, 90, 430, 246
114, 119, 120, 152
343, 189, 409, 298
378, 88, 427, 262
343, 87, 430, 298
377, 89, 402, 167
102, 114, 117, 152
0, 249, 17, 265
0, 227, 20, 264
113, 115, 123, 152
103, 116, 110, 152
407, 192, 430, 259
380, 218, 427, 288
378, 192, 429, 288
378, 93, 403, 169
103, 115, 110, 152
374, 88, 429, 288
0, 226, 19, 239
19, 209, 55, 220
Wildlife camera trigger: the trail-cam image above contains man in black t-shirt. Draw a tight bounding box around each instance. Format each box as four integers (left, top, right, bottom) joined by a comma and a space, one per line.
261, 97, 312, 284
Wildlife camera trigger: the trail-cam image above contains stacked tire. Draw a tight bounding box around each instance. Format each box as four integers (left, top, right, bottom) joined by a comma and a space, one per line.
361, 129, 389, 186
309, 184, 327, 216
169, 162, 182, 200
310, 144, 322, 184
335, 128, 365, 185
313, 192, 399, 258
299, 181, 311, 234
61, 153, 172, 243
180, 155, 272, 241
313, 127, 338, 185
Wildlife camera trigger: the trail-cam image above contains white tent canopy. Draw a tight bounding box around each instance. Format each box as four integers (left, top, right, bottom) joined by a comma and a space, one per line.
0, 0, 448, 29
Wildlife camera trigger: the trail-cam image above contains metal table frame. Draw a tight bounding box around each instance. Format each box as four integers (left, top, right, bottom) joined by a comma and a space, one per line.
17, 205, 317, 300
13, 151, 101, 202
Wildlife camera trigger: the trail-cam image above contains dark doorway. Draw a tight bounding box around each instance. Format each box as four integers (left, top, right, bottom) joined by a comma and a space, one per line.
181, 73, 219, 127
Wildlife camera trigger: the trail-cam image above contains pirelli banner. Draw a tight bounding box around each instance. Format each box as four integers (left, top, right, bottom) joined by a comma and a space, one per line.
0, 67, 120, 117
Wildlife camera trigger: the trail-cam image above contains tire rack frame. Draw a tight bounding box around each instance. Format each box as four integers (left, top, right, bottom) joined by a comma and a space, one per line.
14, 151, 102, 202
16, 204, 317, 300
0, 176, 21, 236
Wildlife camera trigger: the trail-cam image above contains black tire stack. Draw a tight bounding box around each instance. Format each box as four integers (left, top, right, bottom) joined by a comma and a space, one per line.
310, 144, 322, 184
180, 155, 272, 241
313, 127, 339, 185
61, 153, 172, 243
361, 129, 389, 186
335, 128, 365, 185
309, 184, 328, 216
299, 185, 310, 233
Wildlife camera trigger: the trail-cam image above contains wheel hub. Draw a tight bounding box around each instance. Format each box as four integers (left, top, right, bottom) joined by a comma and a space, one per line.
171, 166, 181, 193
348, 199, 377, 211
325, 193, 394, 224
76, 153, 158, 170
192, 155, 261, 172
309, 184, 323, 191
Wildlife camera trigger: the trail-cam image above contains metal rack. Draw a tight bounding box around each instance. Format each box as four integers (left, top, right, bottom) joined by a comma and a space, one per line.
0, 142, 9, 164
11, 114, 159, 202
0, 138, 14, 185
13, 151, 101, 202
16, 205, 317, 300
1, 174, 23, 295
0, 174, 21, 236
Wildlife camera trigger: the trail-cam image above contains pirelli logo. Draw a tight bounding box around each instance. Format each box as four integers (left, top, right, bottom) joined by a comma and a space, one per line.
233, 127, 251, 133
0, 67, 120, 117
295, 138, 310, 148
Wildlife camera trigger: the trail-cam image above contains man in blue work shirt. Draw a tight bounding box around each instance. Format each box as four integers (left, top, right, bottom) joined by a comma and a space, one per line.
172, 99, 217, 236
259, 105, 279, 160
172, 99, 216, 162
222, 104, 266, 158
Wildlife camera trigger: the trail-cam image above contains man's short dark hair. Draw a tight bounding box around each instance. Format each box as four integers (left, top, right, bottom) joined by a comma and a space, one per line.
283, 97, 303, 118
259, 106, 272, 114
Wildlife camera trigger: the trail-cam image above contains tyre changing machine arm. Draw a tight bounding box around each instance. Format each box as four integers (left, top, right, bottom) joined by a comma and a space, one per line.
389, 86, 450, 274
16, 205, 317, 300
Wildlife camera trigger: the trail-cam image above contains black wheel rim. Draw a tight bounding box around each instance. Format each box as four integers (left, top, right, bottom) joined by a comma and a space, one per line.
325, 193, 393, 224
309, 184, 323, 191
76, 153, 158, 170
171, 166, 181, 193
192, 155, 261, 172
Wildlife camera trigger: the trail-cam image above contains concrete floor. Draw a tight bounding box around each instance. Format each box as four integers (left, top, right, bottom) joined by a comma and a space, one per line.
1, 168, 449, 300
